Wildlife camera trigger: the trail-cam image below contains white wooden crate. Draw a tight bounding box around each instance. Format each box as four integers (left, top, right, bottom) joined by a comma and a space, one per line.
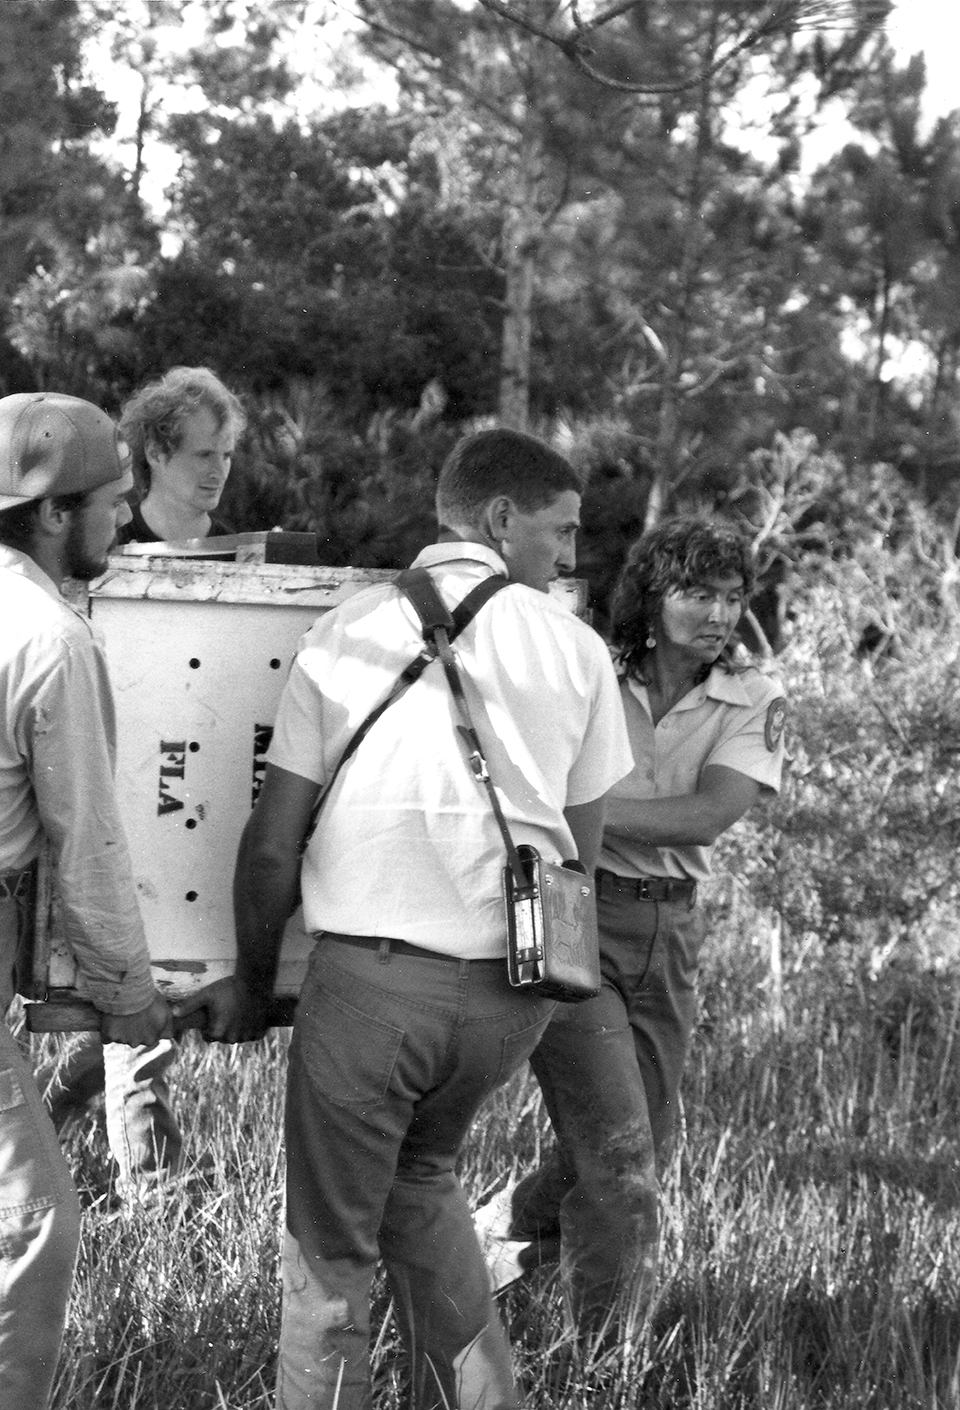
33, 555, 586, 1018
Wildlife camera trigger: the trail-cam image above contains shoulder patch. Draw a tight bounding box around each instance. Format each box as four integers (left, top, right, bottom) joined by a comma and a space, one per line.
764, 697, 787, 752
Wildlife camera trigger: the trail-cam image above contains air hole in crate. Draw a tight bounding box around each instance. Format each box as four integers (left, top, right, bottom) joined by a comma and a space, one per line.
189, 658, 200, 669
270, 658, 281, 669
189, 742, 200, 753
185, 819, 197, 830
185, 890, 198, 902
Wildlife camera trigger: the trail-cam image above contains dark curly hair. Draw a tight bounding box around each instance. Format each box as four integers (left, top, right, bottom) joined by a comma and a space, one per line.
611, 517, 756, 681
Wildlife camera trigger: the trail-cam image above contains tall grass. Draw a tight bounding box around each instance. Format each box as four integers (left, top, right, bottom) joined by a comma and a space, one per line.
43, 906, 960, 1409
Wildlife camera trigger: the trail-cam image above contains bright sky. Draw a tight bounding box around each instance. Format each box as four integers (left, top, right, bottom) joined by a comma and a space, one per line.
886, 0, 959, 123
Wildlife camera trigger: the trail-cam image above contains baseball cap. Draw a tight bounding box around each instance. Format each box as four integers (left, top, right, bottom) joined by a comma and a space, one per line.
0, 393, 127, 512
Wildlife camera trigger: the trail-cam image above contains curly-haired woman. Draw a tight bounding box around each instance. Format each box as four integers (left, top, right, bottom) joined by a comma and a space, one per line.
479, 516, 787, 1346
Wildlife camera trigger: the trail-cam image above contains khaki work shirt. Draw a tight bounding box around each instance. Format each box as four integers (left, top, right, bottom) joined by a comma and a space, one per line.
599, 663, 786, 883
0, 547, 155, 1015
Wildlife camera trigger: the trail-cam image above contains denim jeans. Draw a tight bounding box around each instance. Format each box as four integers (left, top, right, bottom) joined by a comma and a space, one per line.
0, 894, 82, 1410
44, 1033, 181, 1194
278, 933, 555, 1410
512, 887, 706, 1341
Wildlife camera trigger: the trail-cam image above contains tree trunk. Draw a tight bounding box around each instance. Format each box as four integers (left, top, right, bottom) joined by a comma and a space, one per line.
499, 207, 537, 431
498, 111, 545, 432
644, 0, 720, 530
867, 261, 893, 445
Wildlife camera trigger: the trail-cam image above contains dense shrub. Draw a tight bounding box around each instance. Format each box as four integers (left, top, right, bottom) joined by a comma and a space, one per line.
720, 542, 960, 975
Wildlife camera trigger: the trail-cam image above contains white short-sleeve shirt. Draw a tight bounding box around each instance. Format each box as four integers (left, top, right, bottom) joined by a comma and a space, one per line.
267, 542, 634, 957
598, 662, 786, 883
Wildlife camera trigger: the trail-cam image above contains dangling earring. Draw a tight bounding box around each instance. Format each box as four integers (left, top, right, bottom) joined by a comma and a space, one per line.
645, 628, 657, 649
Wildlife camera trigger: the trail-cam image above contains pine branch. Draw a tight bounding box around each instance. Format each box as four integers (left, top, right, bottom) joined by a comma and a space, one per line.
474, 0, 891, 94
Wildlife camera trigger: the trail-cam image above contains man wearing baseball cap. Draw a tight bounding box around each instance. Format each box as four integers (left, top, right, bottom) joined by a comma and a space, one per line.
0, 393, 171, 1409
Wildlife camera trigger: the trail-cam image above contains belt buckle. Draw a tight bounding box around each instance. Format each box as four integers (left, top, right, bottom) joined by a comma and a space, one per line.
636, 878, 652, 901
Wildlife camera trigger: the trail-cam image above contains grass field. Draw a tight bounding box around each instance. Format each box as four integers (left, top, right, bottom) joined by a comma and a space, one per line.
42, 905, 960, 1410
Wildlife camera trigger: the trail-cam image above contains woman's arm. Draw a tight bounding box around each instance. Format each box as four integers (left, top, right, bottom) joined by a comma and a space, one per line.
603, 764, 763, 848
563, 795, 608, 872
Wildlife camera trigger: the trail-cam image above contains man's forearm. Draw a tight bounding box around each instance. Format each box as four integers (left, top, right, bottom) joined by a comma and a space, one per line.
32, 665, 158, 1013
563, 796, 607, 873
232, 840, 300, 997
231, 763, 320, 998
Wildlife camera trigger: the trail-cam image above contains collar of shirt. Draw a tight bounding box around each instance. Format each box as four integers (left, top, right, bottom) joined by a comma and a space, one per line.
0, 544, 62, 603
624, 662, 756, 717
409, 540, 509, 578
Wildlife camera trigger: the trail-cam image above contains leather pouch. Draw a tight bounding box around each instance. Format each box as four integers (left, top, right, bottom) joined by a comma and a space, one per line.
503, 844, 601, 1002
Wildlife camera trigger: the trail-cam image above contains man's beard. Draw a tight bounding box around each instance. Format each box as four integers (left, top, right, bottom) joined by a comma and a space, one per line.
64, 515, 113, 581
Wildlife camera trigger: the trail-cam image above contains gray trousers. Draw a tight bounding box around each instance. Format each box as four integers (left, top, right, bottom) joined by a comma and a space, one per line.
0, 883, 81, 1410
43, 1031, 181, 1193
278, 933, 555, 1410
512, 887, 705, 1342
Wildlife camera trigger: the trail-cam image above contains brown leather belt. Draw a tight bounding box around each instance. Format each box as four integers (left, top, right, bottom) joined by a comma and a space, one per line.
595, 867, 697, 906
323, 933, 499, 964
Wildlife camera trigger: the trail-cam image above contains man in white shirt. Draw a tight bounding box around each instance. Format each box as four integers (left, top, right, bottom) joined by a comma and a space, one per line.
180, 427, 633, 1410
0, 392, 171, 1409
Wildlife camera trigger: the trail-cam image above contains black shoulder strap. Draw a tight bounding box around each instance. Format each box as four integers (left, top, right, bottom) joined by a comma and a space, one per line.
298, 569, 508, 853
397, 568, 531, 894
395, 567, 508, 643
374, 569, 507, 706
